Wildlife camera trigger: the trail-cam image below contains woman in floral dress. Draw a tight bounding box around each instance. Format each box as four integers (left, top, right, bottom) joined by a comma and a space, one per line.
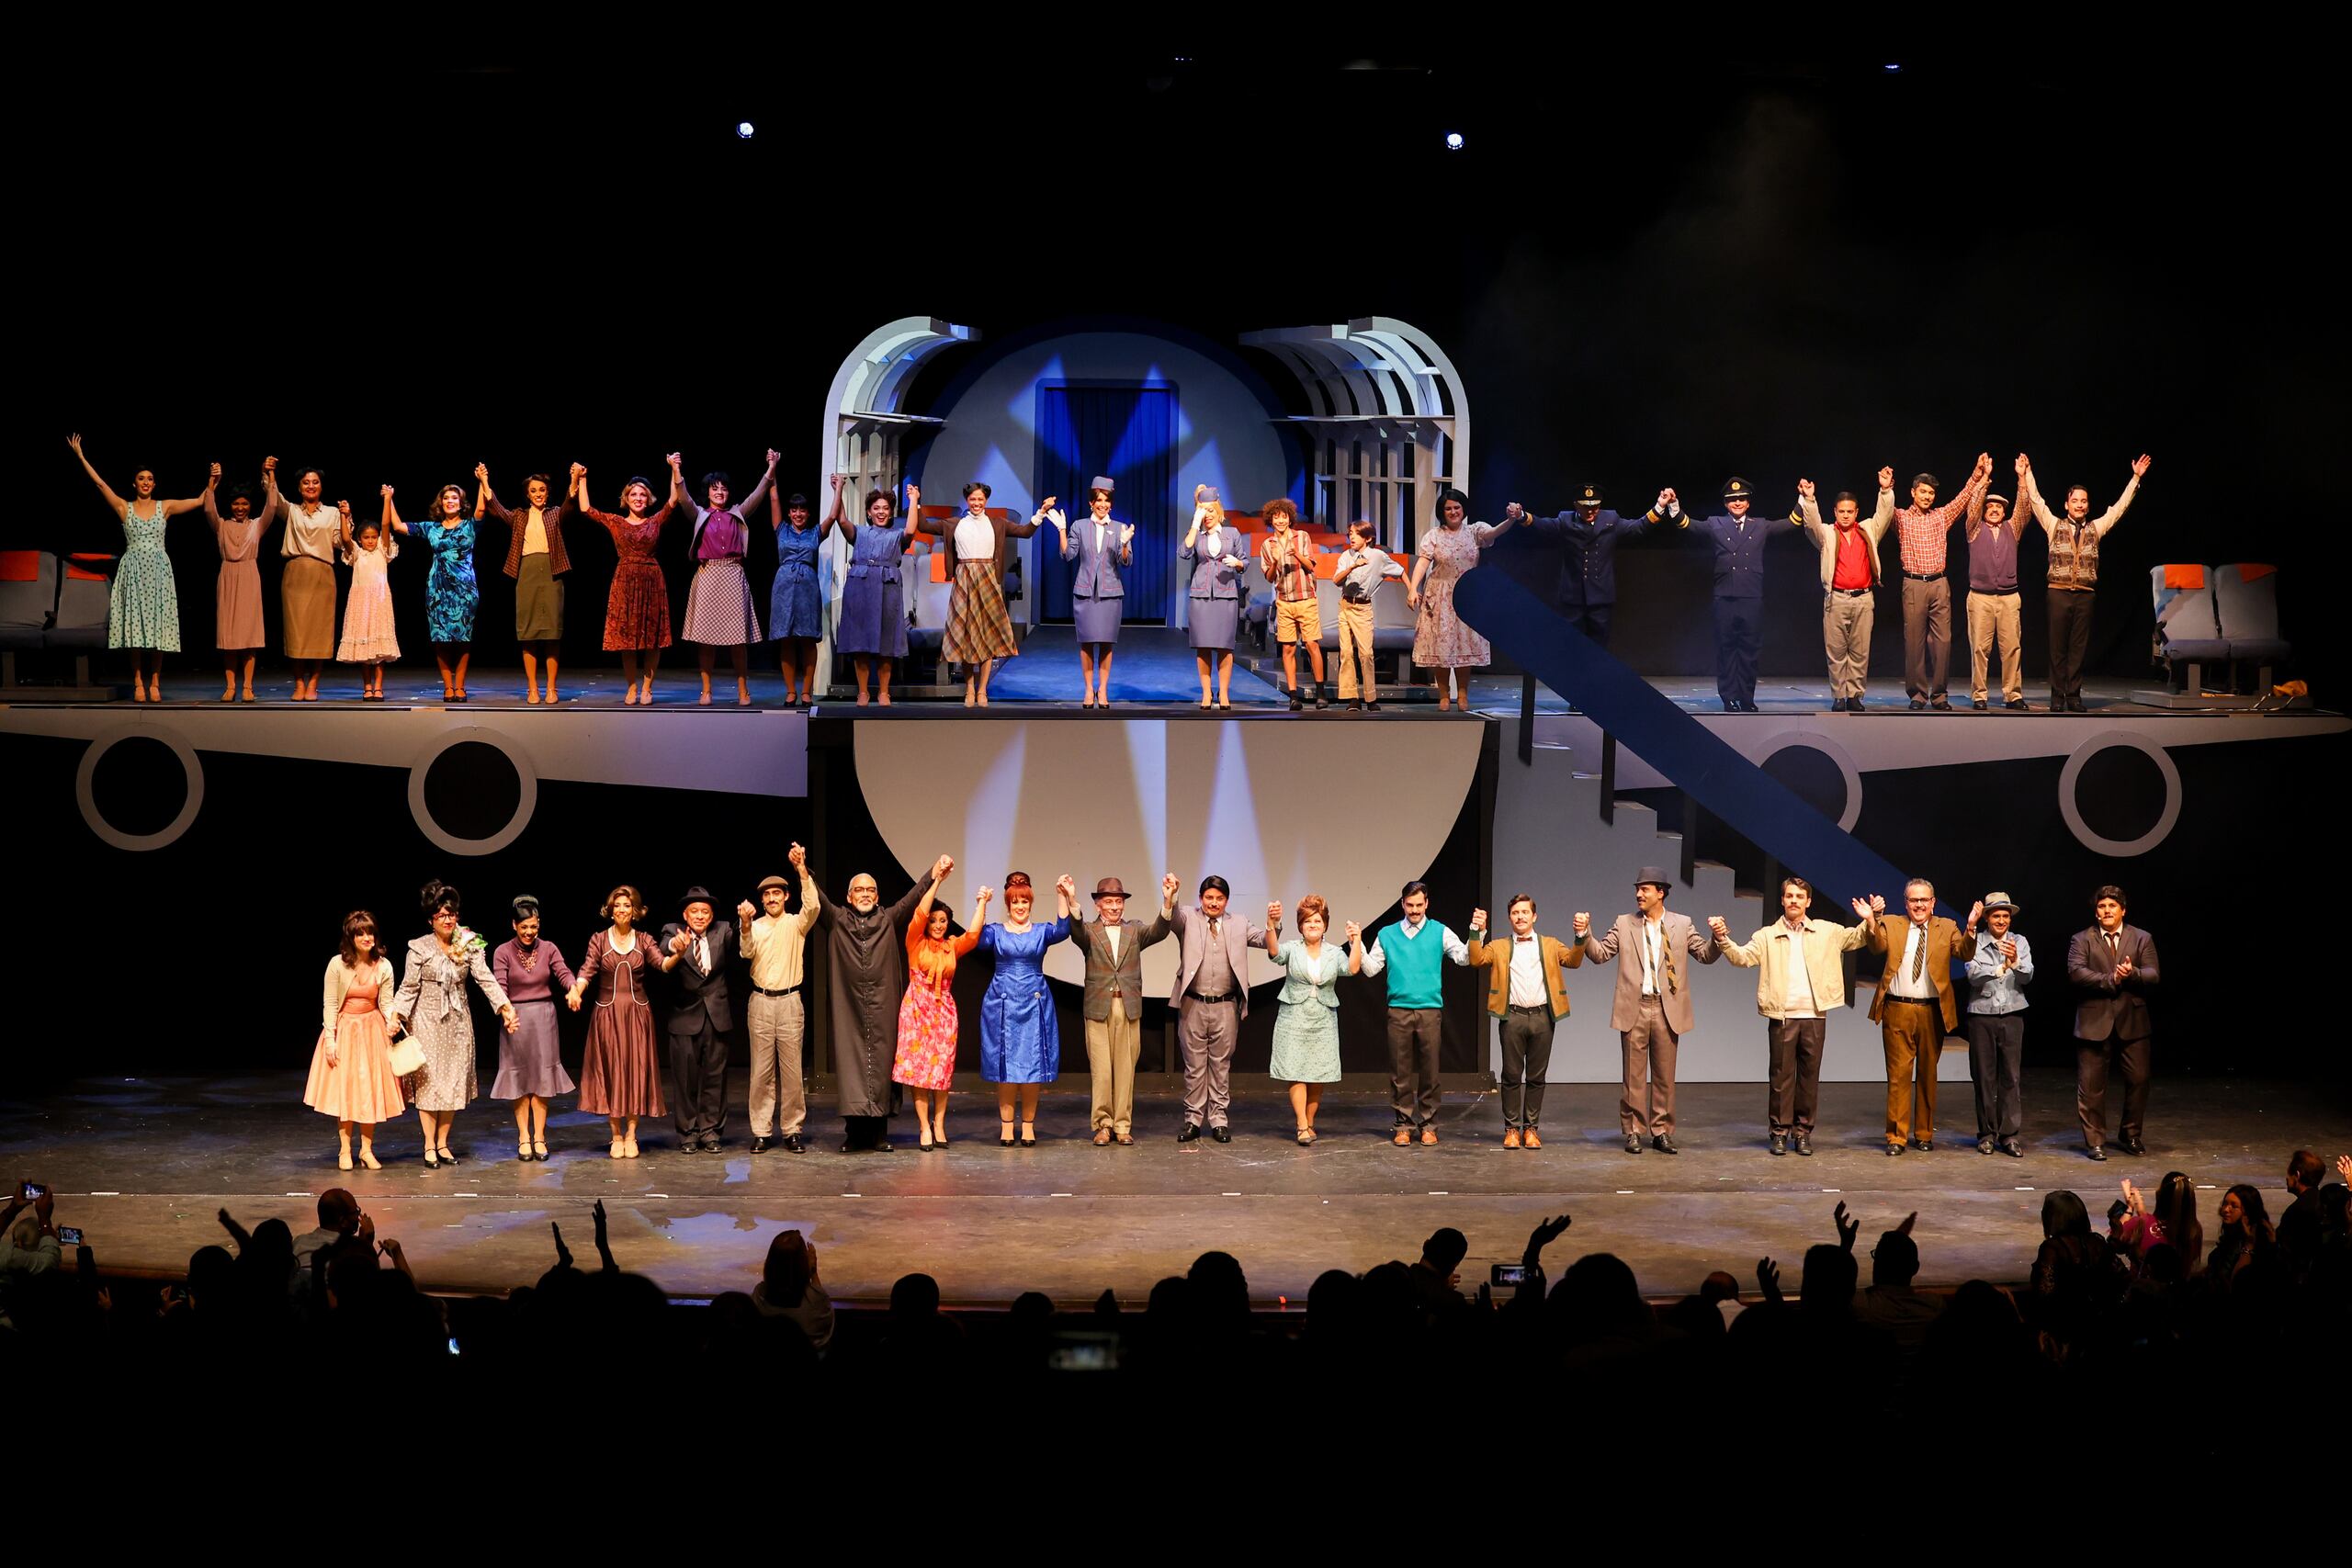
1408, 488, 1524, 711
578, 468, 683, 705
384, 479, 484, 701
893, 868, 981, 1152
67, 434, 203, 702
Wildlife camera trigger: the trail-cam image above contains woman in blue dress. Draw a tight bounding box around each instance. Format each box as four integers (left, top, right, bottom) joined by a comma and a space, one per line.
768, 483, 833, 707
827, 474, 910, 705
385, 478, 483, 701
976, 871, 1077, 1146
68, 434, 203, 703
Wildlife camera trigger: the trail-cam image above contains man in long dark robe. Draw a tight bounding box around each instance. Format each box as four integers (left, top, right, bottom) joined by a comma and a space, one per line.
818, 852, 952, 1152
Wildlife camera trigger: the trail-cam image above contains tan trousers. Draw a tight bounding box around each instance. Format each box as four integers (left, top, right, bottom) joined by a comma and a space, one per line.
1880, 998, 1942, 1145
1085, 1009, 1142, 1136
1621, 993, 1679, 1136
746, 991, 807, 1137
1337, 599, 1377, 699
1823, 591, 1874, 701
1967, 591, 2023, 704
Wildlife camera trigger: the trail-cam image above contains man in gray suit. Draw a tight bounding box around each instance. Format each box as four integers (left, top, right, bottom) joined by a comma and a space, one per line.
1578, 866, 1722, 1155
1076, 874, 1176, 1145
2066, 883, 2160, 1161
1170, 874, 1278, 1142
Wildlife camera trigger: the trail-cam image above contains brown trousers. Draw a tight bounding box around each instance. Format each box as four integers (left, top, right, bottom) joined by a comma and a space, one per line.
1902, 576, 1952, 700
1881, 998, 1944, 1145
2076, 1033, 2152, 1150
1387, 1007, 1443, 1127
1084, 1009, 1142, 1136
1337, 599, 1378, 699
1823, 590, 1874, 701
1966, 590, 2024, 704
1767, 1016, 1826, 1134
1621, 993, 1679, 1136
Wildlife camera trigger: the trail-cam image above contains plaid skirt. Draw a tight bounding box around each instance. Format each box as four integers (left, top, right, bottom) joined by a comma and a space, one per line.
942, 559, 1017, 663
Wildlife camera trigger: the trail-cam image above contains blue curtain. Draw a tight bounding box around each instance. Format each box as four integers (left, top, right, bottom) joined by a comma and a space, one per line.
1035, 384, 1176, 623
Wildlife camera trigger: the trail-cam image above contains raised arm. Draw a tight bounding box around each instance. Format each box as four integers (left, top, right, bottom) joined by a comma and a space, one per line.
380, 487, 409, 536
2094, 456, 2151, 537
202, 465, 222, 527
2018, 458, 2059, 530
736, 449, 779, 518
825, 473, 854, 543
65, 434, 127, 513
476, 463, 512, 524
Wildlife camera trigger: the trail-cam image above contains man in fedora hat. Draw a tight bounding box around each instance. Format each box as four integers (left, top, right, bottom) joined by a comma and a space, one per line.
1663, 478, 1800, 712
736, 844, 821, 1153
2065, 884, 2159, 1160
1962, 485, 2030, 710
1891, 455, 1992, 710
1074, 874, 1177, 1145
662, 885, 740, 1152
1504, 482, 1675, 651
1577, 867, 1721, 1154
1962, 890, 2033, 1156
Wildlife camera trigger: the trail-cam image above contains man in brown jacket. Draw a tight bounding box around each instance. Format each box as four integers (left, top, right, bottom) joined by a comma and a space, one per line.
1465, 895, 1582, 1150
1073, 874, 1176, 1145
1579, 867, 1722, 1155
1863, 881, 1982, 1155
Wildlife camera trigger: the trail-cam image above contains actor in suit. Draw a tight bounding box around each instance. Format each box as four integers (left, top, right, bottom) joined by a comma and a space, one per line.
1579, 866, 1721, 1154
1662, 477, 1799, 712
1712, 875, 1870, 1156
2066, 884, 2159, 1160
1049, 476, 1134, 707
1169, 874, 1274, 1141
1505, 483, 1672, 650
1075, 874, 1175, 1145
662, 886, 739, 1153
1862, 881, 1982, 1155
1465, 894, 1582, 1149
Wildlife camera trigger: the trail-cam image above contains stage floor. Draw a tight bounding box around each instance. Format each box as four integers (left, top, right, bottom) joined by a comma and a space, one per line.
11, 1070, 2342, 1305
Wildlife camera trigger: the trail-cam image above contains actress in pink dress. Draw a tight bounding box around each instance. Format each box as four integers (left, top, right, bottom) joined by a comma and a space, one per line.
205, 461, 277, 701
1408, 488, 1523, 710
302, 910, 406, 1170
893, 879, 983, 1151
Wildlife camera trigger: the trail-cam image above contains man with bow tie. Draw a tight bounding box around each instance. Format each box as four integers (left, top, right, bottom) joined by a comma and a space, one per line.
1862, 880, 1981, 1156
662, 886, 739, 1153
2066, 885, 2160, 1161
1464, 895, 1582, 1150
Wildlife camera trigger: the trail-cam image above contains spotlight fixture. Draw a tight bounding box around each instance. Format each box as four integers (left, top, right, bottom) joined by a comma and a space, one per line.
1883, 62, 1900, 72
736, 120, 755, 139
1443, 131, 1464, 152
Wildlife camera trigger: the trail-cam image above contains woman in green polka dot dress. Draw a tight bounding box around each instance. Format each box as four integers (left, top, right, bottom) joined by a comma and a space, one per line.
68, 433, 204, 702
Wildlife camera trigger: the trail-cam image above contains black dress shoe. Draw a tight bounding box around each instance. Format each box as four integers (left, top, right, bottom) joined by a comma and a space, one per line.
1793, 1133, 1814, 1156
2086, 1145, 2107, 1161
1915, 1138, 1934, 1152
1930, 697, 1952, 711
871, 1137, 894, 1153
1909, 698, 1928, 711
782, 1134, 806, 1154
1623, 1134, 1643, 1155
1885, 1143, 1905, 1156
1770, 1133, 1787, 1156
1651, 1134, 1679, 1155
1365, 700, 1382, 712
1210, 1126, 1231, 1144
1972, 699, 1988, 710
752, 1137, 773, 1154
1977, 1137, 1996, 1155
841, 1139, 862, 1154
2005, 698, 2028, 711
2115, 1136, 2145, 1156
1848, 697, 1866, 712
2000, 1139, 2023, 1158
1177, 1122, 1203, 1143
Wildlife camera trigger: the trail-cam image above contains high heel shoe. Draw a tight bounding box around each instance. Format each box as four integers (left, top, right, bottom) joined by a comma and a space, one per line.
358, 1147, 381, 1170
919, 1135, 935, 1153
338, 1149, 355, 1171
422, 1149, 440, 1169
1000, 1124, 1017, 1148
1018, 1126, 1037, 1148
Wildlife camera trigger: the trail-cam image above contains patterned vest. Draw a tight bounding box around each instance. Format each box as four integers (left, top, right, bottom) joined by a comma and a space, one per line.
2047, 515, 2099, 590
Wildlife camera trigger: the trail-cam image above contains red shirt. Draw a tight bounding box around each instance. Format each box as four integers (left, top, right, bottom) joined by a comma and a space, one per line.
1260, 530, 1317, 602
1832, 525, 1875, 591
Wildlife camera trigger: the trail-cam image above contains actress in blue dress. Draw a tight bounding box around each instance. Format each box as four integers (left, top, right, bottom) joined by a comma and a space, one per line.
385, 478, 483, 700
976, 872, 1077, 1146
828, 475, 910, 705
768, 483, 833, 707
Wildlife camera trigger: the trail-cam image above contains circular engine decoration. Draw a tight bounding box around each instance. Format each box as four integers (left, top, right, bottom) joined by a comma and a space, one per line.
76, 724, 205, 850
2057, 731, 2180, 856
408, 727, 537, 855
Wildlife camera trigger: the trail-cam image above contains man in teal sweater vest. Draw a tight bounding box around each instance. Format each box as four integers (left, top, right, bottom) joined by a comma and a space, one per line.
1360, 880, 1472, 1145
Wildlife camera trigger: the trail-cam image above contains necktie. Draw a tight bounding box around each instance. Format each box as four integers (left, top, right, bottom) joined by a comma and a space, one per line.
2109, 931, 2120, 968
694, 934, 708, 975
1910, 924, 1926, 981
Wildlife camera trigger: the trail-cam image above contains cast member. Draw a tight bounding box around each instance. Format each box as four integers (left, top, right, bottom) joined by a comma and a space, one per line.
672, 449, 778, 705
1169, 874, 1274, 1140
737, 843, 821, 1153
1051, 478, 1134, 708
1577, 866, 1722, 1153
66, 434, 199, 702
829, 476, 910, 705
1710, 878, 1868, 1156
576, 465, 683, 705
491, 895, 576, 1162
662, 885, 739, 1152
2066, 884, 2158, 1160
817, 853, 955, 1150
1073, 874, 1174, 1145
1362, 880, 1474, 1145
1258, 498, 1327, 709
1962, 890, 2032, 1156
1465, 895, 1584, 1149
388, 879, 518, 1168
302, 910, 403, 1170
1181, 485, 1247, 709
1860, 880, 1982, 1155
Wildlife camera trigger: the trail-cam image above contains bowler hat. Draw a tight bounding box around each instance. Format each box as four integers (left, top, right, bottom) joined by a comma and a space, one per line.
679, 886, 715, 912
1092, 877, 1130, 901
1634, 865, 1675, 890
1723, 477, 1751, 501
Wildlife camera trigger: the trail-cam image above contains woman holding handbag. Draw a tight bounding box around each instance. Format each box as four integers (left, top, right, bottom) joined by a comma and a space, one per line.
389, 880, 518, 1168
301, 910, 405, 1170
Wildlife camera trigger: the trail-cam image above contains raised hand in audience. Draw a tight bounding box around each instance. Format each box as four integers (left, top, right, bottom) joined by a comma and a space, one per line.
1756, 1257, 1783, 1303
1834, 1201, 1860, 1252
592, 1197, 616, 1272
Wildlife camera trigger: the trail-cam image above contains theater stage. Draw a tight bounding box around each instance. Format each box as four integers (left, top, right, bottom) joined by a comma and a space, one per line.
11, 1071, 2343, 1306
